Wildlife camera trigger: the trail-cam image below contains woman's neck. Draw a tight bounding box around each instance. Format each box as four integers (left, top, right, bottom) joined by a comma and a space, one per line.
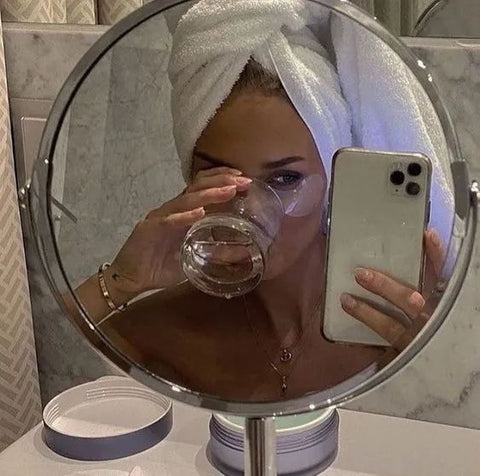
252, 234, 326, 343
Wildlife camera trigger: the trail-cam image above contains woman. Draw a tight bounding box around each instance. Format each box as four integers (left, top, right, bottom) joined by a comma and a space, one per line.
68, 0, 445, 400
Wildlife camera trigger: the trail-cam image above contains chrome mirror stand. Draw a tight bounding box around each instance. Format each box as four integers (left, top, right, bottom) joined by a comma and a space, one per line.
245, 417, 277, 476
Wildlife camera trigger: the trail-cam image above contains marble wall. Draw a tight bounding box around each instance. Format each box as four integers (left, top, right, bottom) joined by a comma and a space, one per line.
58, 14, 183, 287
4, 19, 480, 430
4, 22, 118, 406
346, 38, 480, 427
5, 17, 185, 406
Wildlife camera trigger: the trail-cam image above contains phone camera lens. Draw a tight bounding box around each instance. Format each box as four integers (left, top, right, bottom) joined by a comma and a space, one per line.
406, 182, 421, 196
390, 171, 405, 186
408, 163, 422, 176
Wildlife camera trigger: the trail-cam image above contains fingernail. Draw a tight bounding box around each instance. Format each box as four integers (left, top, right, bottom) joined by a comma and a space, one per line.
355, 268, 373, 284
230, 169, 243, 176
193, 207, 205, 216
408, 291, 425, 308
341, 293, 358, 310
429, 231, 441, 248
235, 177, 252, 185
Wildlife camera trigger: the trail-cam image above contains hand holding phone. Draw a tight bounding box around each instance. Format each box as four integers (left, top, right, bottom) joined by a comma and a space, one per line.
322, 148, 440, 348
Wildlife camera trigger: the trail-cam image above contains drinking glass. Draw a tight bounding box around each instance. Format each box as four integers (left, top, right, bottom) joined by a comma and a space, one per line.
181, 179, 284, 298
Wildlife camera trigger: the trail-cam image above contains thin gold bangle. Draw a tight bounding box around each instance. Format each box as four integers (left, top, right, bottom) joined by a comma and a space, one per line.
98, 263, 127, 312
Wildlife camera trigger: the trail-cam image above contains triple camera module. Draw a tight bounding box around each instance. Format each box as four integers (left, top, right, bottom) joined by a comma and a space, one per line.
390, 162, 422, 196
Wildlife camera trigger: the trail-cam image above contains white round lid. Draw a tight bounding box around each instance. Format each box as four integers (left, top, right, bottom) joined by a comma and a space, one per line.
43, 376, 173, 461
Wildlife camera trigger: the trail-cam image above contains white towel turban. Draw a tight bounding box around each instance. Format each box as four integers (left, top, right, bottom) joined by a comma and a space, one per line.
168, 0, 352, 183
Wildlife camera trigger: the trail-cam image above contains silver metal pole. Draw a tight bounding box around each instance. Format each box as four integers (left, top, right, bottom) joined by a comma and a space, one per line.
244, 417, 276, 476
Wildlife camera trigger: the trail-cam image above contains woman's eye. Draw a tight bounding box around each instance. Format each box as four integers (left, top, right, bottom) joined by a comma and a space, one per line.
267, 172, 304, 190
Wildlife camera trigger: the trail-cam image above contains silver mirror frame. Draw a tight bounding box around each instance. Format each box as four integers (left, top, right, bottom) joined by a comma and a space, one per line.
25, 0, 474, 418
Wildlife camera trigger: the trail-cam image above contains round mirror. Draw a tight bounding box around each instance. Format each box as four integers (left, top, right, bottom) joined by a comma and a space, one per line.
26, 0, 471, 418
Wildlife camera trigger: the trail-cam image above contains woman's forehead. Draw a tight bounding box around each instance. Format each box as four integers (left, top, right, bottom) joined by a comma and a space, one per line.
194, 93, 321, 169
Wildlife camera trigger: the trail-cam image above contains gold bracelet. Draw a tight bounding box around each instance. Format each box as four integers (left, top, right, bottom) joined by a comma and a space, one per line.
98, 263, 127, 312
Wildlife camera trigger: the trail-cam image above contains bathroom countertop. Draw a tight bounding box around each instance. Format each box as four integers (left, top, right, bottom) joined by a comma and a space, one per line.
0, 403, 477, 476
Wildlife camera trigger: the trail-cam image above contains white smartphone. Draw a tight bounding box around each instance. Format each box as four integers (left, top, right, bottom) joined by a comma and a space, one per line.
322, 148, 432, 346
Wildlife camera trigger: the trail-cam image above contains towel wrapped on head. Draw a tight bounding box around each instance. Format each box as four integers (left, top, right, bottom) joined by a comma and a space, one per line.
168, 0, 455, 252
168, 0, 351, 183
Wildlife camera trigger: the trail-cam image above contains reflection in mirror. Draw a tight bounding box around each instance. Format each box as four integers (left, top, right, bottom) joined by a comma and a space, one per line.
352, 0, 479, 39
43, 0, 460, 404
414, 0, 480, 38
351, 1, 438, 36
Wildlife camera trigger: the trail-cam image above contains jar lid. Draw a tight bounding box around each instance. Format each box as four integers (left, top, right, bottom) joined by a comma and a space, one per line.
43, 376, 172, 461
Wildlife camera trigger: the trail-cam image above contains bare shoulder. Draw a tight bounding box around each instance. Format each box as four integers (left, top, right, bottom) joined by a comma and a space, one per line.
107, 281, 233, 332
128, 282, 220, 321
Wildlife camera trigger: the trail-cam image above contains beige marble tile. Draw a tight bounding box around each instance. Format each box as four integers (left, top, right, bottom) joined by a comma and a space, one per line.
346, 38, 480, 430
3, 22, 106, 100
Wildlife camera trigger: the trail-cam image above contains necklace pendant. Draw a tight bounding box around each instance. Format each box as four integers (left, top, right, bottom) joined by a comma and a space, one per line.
280, 348, 292, 362
281, 376, 287, 394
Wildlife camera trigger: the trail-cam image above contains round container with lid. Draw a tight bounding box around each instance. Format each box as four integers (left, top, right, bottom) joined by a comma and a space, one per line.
42, 376, 173, 461
208, 408, 339, 475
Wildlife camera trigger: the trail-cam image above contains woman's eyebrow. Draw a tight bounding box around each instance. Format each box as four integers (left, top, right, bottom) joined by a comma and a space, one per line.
263, 156, 305, 169
194, 151, 305, 169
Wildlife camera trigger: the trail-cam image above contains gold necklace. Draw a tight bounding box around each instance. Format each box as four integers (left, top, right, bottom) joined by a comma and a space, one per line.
242, 295, 320, 396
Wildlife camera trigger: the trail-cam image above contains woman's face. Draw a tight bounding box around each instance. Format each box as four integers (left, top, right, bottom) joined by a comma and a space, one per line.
193, 91, 327, 279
